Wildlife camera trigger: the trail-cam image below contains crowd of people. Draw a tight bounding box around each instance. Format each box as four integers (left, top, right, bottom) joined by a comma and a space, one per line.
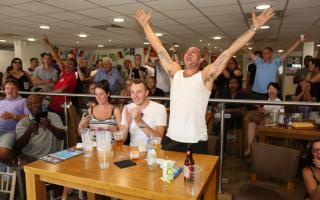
0, 7, 319, 199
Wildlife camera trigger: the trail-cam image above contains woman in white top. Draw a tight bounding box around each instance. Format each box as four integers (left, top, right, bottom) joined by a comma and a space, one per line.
245, 82, 283, 156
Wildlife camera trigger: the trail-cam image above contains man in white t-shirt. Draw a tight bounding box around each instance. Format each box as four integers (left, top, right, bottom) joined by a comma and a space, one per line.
136, 8, 275, 153
121, 80, 167, 147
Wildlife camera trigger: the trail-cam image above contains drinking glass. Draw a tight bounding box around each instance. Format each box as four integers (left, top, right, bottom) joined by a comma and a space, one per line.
96, 131, 112, 169
80, 128, 93, 157
113, 131, 124, 149
185, 165, 202, 196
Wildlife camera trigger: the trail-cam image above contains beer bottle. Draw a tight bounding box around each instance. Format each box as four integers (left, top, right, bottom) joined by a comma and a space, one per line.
184, 144, 195, 182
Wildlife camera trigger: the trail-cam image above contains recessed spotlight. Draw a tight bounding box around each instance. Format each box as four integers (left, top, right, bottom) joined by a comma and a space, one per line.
248, 47, 253, 50
97, 44, 104, 48
174, 44, 180, 48
208, 43, 211, 46
108, 39, 112, 42
278, 49, 284, 53
77, 33, 88, 38
155, 33, 163, 37
260, 25, 270, 29
40, 25, 50, 29
199, 39, 202, 42
113, 18, 125, 23
214, 46, 217, 49
212, 36, 222, 40
27, 38, 36, 42
255, 4, 271, 10
233, 56, 237, 58
317, 44, 320, 47
246, 43, 249, 46
143, 42, 150, 45
0, 40, 7, 42
76, 41, 79, 44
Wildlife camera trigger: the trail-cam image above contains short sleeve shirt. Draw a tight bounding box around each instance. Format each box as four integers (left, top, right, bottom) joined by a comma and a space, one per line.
121, 101, 167, 147
33, 66, 58, 91
252, 57, 281, 93
16, 112, 64, 159
94, 68, 124, 95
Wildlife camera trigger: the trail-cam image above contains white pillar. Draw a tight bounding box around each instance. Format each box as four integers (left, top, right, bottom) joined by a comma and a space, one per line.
302, 41, 315, 61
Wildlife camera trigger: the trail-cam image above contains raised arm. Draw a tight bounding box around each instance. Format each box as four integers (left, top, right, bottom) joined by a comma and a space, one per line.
280, 36, 305, 63
144, 45, 152, 65
202, 8, 275, 88
243, 46, 257, 61
43, 35, 64, 71
135, 9, 181, 78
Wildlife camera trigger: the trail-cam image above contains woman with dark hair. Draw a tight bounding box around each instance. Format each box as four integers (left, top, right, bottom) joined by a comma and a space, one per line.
244, 82, 284, 156
303, 139, 320, 199
2, 58, 33, 91
78, 80, 121, 133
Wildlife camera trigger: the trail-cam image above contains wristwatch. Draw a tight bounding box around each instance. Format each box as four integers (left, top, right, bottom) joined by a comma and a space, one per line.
249, 24, 258, 32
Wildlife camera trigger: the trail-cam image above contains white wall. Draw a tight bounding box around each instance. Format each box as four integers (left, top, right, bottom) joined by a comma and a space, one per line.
0, 50, 14, 73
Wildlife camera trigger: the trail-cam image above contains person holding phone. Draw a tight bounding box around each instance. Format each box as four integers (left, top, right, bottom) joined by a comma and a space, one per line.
303, 139, 320, 199
78, 80, 121, 134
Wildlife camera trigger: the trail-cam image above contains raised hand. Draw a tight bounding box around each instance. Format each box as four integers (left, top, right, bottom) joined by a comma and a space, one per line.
252, 7, 275, 29
135, 9, 151, 28
43, 35, 50, 45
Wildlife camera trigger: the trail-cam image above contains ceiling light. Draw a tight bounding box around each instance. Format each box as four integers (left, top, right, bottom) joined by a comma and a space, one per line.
248, 47, 253, 50
143, 42, 150, 45
317, 44, 320, 47
260, 25, 270, 29
97, 44, 104, 48
77, 33, 88, 38
108, 39, 112, 42
212, 36, 222, 40
208, 43, 211, 46
27, 38, 36, 42
199, 39, 202, 42
0, 40, 7, 42
155, 33, 163, 37
233, 56, 237, 58
76, 41, 79, 44
214, 46, 217, 49
246, 43, 249, 46
113, 18, 125, 23
255, 4, 271, 10
40, 25, 50, 29
278, 49, 284, 53
174, 44, 180, 48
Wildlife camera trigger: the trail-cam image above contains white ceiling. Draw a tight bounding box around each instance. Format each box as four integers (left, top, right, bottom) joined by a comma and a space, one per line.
0, 0, 319, 53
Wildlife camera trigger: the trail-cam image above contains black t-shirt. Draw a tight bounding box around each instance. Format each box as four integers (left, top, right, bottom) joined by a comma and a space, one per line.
214, 74, 227, 96
295, 82, 320, 102
150, 87, 164, 97
132, 66, 148, 80
219, 90, 247, 109
248, 63, 256, 86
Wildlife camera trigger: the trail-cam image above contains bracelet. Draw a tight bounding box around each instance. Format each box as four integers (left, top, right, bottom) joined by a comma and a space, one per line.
249, 24, 258, 32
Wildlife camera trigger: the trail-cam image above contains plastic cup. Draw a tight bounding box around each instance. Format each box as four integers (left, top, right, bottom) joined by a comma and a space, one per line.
153, 137, 161, 154
80, 128, 93, 157
113, 131, 124, 149
185, 165, 202, 196
96, 131, 112, 169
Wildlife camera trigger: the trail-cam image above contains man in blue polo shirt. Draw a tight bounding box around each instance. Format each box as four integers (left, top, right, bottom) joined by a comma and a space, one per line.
244, 36, 305, 99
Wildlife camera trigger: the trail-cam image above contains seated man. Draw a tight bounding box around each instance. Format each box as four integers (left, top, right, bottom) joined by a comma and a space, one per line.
121, 80, 167, 147
16, 94, 65, 161
147, 76, 164, 97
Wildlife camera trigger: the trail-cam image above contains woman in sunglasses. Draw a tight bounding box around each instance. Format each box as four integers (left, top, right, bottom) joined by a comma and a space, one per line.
2, 58, 33, 91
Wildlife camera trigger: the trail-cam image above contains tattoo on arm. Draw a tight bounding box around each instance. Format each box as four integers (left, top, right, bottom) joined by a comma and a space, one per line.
158, 50, 173, 65
208, 54, 228, 82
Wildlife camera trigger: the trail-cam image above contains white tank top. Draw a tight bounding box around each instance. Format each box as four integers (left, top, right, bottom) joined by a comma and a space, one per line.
167, 70, 211, 143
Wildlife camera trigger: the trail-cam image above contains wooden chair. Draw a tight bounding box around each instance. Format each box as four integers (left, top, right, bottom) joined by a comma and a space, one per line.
235, 143, 300, 200
0, 170, 17, 200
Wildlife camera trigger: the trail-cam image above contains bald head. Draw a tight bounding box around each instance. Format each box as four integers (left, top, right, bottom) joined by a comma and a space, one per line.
27, 95, 43, 115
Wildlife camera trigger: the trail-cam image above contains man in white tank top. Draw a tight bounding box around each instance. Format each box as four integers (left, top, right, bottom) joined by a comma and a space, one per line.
135, 8, 275, 154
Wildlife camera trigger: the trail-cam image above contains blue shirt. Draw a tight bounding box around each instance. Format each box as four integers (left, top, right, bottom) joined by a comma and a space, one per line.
0, 96, 30, 133
94, 68, 124, 95
252, 57, 281, 93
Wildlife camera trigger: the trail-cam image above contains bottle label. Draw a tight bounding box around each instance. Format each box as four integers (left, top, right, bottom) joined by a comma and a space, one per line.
184, 165, 194, 181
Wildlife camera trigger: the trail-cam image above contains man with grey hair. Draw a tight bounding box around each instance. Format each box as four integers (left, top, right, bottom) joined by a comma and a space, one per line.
94, 57, 124, 95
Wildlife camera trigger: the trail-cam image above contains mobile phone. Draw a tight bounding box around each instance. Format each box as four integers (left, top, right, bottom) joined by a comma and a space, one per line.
81, 109, 90, 117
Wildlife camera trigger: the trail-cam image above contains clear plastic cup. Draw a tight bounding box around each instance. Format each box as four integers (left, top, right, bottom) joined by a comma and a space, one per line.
185, 165, 202, 196
80, 128, 93, 157
96, 131, 112, 169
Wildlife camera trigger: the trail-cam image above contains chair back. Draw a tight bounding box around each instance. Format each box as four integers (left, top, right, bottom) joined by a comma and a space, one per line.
67, 104, 80, 147
0, 171, 17, 200
251, 143, 300, 183
208, 135, 219, 155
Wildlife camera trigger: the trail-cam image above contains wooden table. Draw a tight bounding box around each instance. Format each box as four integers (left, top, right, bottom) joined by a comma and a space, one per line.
24, 146, 219, 200
257, 125, 320, 143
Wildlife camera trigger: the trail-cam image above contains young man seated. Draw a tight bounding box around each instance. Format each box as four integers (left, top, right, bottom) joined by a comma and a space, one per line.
15, 94, 65, 163
121, 80, 167, 147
